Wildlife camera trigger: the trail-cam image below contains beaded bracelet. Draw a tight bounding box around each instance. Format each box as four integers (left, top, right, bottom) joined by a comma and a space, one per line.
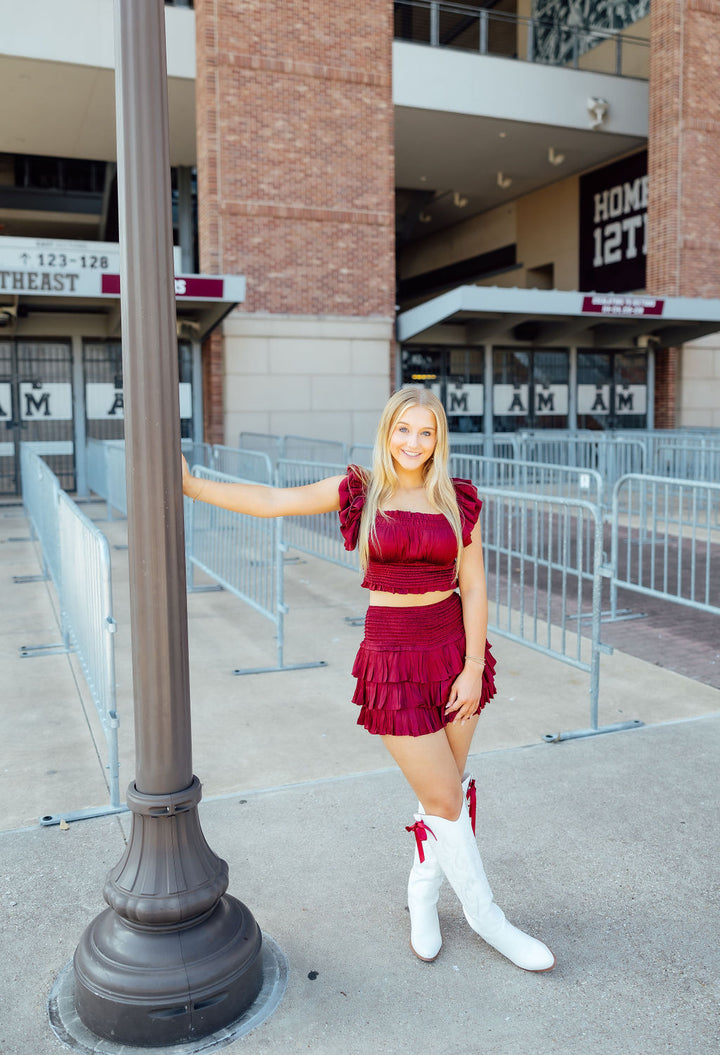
465, 654, 486, 666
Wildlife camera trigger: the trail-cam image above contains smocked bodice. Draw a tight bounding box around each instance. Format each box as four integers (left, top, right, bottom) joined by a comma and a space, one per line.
337, 466, 482, 594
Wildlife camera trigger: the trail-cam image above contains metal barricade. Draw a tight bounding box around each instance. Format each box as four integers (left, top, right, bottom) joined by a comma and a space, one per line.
450, 452, 604, 511
610, 474, 720, 618
186, 466, 327, 674
275, 459, 358, 571
348, 444, 373, 468
20, 443, 62, 590
86, 438, 110, 505
19, 447, 122, 823
181, 439, 213, 470
480, 486, 638, 741
653, 442, 720, 481
106, 441, 128, 517
56, 490, 120, 811
211, 444, 273, 484
238, 431, 284, 466
283, 435, 349, 464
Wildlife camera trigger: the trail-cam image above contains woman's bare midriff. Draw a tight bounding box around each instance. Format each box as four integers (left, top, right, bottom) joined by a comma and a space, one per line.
368, 589, 455, 608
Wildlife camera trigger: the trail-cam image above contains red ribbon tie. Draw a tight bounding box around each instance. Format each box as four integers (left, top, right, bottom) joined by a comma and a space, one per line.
405, 819, 436, 863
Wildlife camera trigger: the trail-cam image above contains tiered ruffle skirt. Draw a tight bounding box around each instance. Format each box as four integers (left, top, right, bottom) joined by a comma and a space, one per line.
352, 592, 497, 737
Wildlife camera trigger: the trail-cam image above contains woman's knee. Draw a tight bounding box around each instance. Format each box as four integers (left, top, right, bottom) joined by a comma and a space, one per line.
422, 784, 463, 821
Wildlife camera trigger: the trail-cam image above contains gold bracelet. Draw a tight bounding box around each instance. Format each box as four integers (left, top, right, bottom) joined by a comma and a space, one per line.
465, 653, 486, 666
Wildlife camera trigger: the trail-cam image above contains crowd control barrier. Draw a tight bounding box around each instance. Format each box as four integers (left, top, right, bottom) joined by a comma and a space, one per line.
610, 474, 720, 619
283, 435, 349, 464
238, 431, 284, 467
86, 438, 127, 518
480, 486, 640, 742
185, 466, 328, 674
56, 491, 119, 811
210, 444, 273, 484
652, 442, 720, 482
275, 459, 359, 571
20, 443, 62, 590
19, 446, 121, 824
450, 452, 604, 510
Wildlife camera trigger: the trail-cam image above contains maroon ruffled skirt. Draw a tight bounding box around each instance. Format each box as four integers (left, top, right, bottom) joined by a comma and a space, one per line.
352, 592, 497, 737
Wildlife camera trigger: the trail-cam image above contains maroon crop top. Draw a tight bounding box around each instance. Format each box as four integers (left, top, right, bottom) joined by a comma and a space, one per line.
337, 465, 482, 594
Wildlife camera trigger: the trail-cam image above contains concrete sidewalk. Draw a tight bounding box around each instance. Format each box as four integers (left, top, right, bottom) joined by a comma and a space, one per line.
2, 501, 719, 1054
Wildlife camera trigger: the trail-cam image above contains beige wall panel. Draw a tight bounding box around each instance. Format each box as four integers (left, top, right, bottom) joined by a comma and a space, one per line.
516, 177, 579, 290
224, 337, 270, 375
311, 375, 388, 412
399, 204, 516, 280
224, 374, 312, 414
350, 340, 391, 375
269, 338, 352, 376
225, 411, 270, 440
271, 411, 352, 440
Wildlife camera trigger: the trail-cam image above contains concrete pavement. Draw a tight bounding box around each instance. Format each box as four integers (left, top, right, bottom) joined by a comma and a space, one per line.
1, 500, 719, 1055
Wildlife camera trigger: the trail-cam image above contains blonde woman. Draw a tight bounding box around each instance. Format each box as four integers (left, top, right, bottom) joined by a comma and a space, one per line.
182, 387, 555, 972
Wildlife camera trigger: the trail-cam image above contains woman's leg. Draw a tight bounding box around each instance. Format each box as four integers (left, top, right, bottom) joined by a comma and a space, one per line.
381, 728, 464, 819
443, 714, 480, 780
381, 729, 465, 961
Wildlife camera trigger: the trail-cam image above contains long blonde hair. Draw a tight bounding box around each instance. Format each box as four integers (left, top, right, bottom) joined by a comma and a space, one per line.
356, 387, 464, 572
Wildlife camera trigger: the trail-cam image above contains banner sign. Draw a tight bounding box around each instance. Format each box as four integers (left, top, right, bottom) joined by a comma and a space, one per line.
0, 236, 243, 301
86, 382, 192, 420
444, 382, 484, 417
578, 384, 647, 415
579, 150, 647, 293
582, 294, 664, 317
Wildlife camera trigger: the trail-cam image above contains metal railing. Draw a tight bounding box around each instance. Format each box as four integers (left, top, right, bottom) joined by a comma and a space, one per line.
283, 435, 349, 464
86, 438, 127, 518
238, 432, 285, 467
57, 490, 119, 809
19, 447, 122, 823
275, 459, 359, 571
20, 443, 62, 590
479, 486, 632, 740
394, 0, 650, 79
610, 474, 720, 619
450, 452, 604, 510
210, 444, 273, 484
652, 441, 720, 481
185, 466, 327, 674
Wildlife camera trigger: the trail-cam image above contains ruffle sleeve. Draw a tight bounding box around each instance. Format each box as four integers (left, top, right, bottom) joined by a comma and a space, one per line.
453, 477, 482, 546
338, 465, 368, 551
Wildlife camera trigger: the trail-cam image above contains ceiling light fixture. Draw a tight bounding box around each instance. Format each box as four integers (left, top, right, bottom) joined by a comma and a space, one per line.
497, 172, 512, 189
587, 97, 609, 129
548, 146, 565, 166
452, 191, 469, 207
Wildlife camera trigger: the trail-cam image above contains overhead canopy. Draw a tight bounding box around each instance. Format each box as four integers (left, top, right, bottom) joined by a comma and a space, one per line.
0, 237, 245, 342
397, 285, 720, 349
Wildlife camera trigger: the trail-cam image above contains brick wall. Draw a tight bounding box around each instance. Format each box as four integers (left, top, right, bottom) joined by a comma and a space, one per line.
647, 0, 720, 425
194, 1, 395, 441
195, 0, 395, 314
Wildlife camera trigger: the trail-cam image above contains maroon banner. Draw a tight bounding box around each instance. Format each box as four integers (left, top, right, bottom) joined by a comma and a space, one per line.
101, 274, 226, 298
581, 294, 664, 317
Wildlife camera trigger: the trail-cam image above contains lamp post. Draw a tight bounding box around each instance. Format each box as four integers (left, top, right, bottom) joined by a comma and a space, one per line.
72, 1, 263, 1044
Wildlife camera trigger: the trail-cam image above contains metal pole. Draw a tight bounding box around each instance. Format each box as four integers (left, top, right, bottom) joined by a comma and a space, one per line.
72, 2, 262, 1045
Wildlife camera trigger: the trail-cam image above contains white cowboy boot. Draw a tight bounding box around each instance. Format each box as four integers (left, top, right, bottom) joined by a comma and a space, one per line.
405, 774, 477, 962
409, 808, 555, 973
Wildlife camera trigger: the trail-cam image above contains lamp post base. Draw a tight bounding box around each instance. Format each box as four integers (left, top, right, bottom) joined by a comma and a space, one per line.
73, 894, 263, 1047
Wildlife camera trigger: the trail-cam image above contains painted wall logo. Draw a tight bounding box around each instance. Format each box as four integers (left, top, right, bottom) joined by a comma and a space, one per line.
579, 150, 647, 293
85, 383, 192, 419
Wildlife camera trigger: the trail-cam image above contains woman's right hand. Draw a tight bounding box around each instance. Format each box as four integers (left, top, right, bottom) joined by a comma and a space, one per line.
181, 454, 194, 497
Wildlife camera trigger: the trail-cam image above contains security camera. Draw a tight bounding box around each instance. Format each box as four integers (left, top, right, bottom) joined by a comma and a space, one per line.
0, 307, 17, 327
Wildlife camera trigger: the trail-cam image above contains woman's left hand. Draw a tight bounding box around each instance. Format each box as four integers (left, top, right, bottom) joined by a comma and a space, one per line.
445, 664, 484, 724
